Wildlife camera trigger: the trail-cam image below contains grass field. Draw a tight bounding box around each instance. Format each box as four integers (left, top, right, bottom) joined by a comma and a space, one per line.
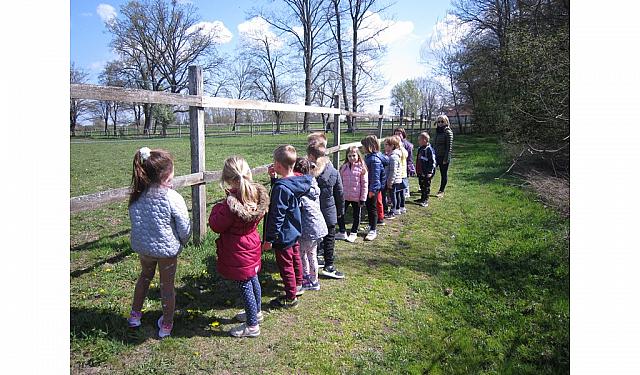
70, 132, 569, 374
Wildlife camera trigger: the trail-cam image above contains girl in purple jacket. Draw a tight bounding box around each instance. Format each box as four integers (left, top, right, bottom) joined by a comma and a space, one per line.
337, 146, 368, 243
209, 156, 269, 338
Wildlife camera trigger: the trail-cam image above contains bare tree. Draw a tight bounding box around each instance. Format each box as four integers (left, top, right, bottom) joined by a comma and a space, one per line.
99, 61, 128, 136
241, 30, 294, 133
415, 77, 442, 122
258, 0, 334, 131
327, 0, 351, 129
106, 0, 221, 133
70, 63, 90, 136
226, 57, 258, 131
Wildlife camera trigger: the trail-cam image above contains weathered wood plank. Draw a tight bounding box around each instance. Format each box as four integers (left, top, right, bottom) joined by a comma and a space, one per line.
189, 66, 207, 245
71, 84, 201, 107
201, 96, 342, 115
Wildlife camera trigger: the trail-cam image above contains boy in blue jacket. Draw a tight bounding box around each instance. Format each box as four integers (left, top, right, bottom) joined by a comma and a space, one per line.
415, 132, 437, 207
263, 145, 312, 308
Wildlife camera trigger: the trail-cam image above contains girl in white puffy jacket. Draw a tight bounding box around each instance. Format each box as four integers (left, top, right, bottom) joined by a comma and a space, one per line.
384, 136, 406, 217
127, 147, 191, 338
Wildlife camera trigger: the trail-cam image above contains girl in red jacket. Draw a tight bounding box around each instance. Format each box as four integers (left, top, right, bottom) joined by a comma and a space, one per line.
337, 146, 368, 243
209, 156, 270, 338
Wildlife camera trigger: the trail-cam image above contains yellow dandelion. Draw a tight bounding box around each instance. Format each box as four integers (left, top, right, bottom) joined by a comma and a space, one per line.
209, 321, 220, 327
105, 268, 112, 272
99, 288, 106, 294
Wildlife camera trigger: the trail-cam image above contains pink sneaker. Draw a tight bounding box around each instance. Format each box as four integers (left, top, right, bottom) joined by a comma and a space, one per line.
127, 311, 142, 328
157, 316, 173, 338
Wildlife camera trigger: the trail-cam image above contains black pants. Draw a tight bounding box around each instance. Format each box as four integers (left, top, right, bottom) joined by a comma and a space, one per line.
381, 188, 389, 213
437, 162, 449, 192
365, 194, 378, 231
418, 175, 432, 201
338, 200, 361, 234
320, 225, 336, 267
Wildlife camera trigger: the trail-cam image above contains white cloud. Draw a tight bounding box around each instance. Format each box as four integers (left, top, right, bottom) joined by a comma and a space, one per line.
189, 21, 233, 44
427, 14, 470, 51
237, 17, 284, 49
359, 11, 414, 45
96, 4, 116, 23
89, 61, 106, 72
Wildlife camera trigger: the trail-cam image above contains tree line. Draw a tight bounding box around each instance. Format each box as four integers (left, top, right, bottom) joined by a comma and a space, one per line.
71, 0, 393, 137
388, 0, 569, 172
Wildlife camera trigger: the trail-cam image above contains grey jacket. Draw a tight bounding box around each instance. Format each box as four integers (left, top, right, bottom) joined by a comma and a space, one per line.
299, 177, 329, 241
310, 156, 344, 226
129, 186, 191, 258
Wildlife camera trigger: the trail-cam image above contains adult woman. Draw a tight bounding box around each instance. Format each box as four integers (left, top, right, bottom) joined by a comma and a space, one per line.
433, 115, 453, 197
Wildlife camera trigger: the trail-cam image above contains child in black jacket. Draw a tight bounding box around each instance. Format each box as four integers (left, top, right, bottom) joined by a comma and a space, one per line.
415, 132, 437, 207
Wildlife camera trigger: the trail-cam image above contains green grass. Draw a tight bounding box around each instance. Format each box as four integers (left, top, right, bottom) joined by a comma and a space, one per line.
70, 133, 569, 374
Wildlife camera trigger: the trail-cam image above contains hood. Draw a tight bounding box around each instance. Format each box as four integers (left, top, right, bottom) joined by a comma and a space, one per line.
226, 183, 270, 222
310, 156, 330, 178
304, 177, 321, 200
275, 174, 312, 198
392, 148, 402, 158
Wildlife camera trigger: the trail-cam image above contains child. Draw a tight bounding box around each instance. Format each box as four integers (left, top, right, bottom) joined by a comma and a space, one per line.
127, 147, 191, 338
337, 146, 368, 243
394, 127, 415, 198
384, 136, 405, 216
293, 158, 328, 290
209, 156, 269, 338
307, 141, 345, 279
434, 115, 454, 198
415, 132, 437, 207
361, 135, 386, 241
263, 145, 312, 308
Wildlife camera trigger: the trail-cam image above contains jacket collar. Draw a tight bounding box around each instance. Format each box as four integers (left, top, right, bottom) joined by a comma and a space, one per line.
310, 156, 329, 178
226, 183, 269, 222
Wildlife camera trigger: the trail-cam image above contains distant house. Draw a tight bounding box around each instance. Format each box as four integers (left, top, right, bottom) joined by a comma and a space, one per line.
443, 104, 474, 125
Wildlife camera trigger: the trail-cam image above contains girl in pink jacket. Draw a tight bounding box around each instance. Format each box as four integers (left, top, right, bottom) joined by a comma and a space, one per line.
336, 146, 368, 243
209, 156, 269, 338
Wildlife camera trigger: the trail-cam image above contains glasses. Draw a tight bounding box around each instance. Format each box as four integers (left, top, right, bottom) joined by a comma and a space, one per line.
436, 120, 444, 124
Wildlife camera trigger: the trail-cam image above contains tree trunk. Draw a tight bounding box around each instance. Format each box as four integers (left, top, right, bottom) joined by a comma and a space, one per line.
333, 0, 350, 132
233, 108, 238, 132
143, 103, 152, 135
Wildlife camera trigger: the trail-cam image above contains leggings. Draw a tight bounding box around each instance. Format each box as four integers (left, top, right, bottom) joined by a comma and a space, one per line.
438, 162, 450, 192
337, 200, 362, 234
236, 275, 262, 326
393, 183, 405, 210
300, 238, 319, 283
366, 194, 378, 231
131, 254, 177, 325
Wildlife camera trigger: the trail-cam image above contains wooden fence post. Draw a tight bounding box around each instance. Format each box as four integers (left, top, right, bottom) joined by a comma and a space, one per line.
399, 109, 404, 131
332, 95, 340, 167
188, 66, 206, 246
377, 105, 384, 139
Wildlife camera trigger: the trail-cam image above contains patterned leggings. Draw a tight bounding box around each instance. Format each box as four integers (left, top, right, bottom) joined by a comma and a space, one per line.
236, 275, 262, 326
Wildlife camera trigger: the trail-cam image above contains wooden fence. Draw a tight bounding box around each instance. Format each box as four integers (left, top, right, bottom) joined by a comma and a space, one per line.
70, 66, 438, 244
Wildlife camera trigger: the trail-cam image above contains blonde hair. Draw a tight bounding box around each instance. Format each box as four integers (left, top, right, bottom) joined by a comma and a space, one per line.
384, 135, 401, 149
274, 145, 297, 169
361, 135, 380, 154
418, 132, 430, 142
307, 132, 328, 149
221, 156, 258, 208
342, 145, 368, 175
436, 114, 450, 128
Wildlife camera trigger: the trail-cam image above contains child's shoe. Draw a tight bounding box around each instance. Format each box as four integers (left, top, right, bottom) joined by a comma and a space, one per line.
346, 232, 358, 243
234, 310, 264, 324
128, 310, 142, 328
296, 284, 305, 296
384, 211, 396, 219
436, 191, 445, 198
377, 220, 386, 226
321, 265, 345, 279
392, 209, 401, 216
270, 296, 299, 309
399, 207, 407, 214
317, 255, 325, 268
335, 232, 347, 240
420, 200, 429, 207
365, 229, 377, 241
157, 316, 173, 338
230, 323, 260, 338
302, 276, 321, 291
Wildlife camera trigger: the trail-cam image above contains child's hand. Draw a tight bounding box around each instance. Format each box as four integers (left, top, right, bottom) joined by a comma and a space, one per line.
368, 191, 374, 198
427, 174, 432, 178
360, 201, 366, 207
262, 241, 272, 251
268, 164, 277, 178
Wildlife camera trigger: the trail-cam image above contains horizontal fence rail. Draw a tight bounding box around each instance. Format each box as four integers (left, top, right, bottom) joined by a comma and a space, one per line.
71, 84, 386, 119
70, 143, 361, 214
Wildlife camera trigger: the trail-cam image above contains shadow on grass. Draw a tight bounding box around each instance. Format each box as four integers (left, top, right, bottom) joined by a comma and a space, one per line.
71, 241, 133, 279
71, 229, 130, 252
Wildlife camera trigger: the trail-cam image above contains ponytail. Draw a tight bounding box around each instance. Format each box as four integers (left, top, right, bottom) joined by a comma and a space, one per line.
221, 156, 259, 209
129, 148, 174, 206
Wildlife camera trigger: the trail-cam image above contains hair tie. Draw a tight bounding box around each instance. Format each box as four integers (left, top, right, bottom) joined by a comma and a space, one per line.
139, 147, 151, 162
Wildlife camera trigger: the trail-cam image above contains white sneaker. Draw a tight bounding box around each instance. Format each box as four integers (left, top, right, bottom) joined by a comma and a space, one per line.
400, 207, 407, 214
157, 316, 173, 338
235, 310, 264, 324
335, 232, 347, 240
230, 323, 260, 338
127, 311, 142, 328
365, 230, 377, 241
392, 209, 401, 216
346, 233, 357, 243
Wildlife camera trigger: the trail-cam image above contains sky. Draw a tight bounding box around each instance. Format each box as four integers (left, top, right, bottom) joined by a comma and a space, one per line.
4, 1, 640, 373
70, 0, 455, 113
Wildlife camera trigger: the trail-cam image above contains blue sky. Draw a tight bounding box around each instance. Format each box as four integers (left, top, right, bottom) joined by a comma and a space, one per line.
70, 0, 454, 111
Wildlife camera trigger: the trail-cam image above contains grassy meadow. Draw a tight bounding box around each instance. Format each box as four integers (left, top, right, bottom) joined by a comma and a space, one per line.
70, 132, 569, 374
